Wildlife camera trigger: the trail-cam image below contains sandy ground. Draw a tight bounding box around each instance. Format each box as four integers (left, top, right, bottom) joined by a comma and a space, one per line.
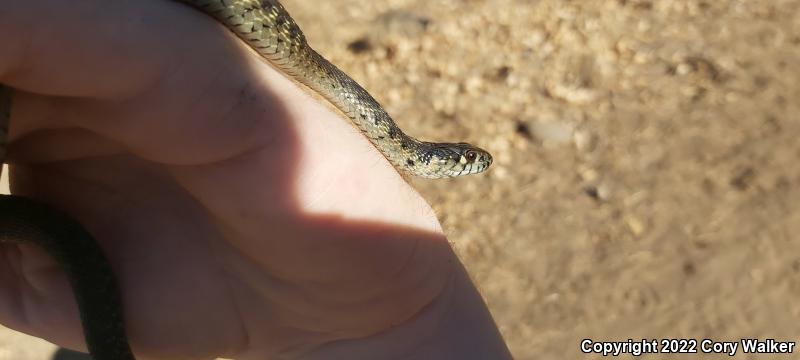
2, 0, 799, 359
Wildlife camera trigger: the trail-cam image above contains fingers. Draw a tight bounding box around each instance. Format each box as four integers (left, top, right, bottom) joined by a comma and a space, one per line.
0, 0, 241, 99
0, 0, 294, 165
1, 0, 165, 97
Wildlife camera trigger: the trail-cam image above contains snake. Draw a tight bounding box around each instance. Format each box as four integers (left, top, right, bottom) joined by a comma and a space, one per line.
0, 0, 492, 359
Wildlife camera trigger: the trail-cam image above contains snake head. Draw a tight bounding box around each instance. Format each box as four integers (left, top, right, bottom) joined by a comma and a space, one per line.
418, 142, 493, 178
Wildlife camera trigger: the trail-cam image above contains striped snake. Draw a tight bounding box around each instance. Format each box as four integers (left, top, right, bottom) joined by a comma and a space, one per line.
0, 0, 492, 358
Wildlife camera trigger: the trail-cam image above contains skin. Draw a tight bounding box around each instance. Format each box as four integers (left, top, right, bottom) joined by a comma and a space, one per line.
0, 1, 512, 359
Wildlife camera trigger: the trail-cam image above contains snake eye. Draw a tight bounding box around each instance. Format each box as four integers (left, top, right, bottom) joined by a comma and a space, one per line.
465, 150, 478, 162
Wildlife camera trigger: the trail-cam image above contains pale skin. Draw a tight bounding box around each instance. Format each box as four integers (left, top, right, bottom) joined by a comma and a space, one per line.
0, 1, 511, 359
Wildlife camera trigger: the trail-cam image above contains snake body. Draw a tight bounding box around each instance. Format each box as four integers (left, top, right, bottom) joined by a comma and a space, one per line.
181, 0, 492, 178
0, 0, 491, 358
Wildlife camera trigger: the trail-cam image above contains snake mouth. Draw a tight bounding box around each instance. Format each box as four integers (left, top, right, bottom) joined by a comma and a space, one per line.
445, 159, 492, 177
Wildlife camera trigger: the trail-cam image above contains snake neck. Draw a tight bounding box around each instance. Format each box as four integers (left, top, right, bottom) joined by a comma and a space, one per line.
300, 51, 427, 170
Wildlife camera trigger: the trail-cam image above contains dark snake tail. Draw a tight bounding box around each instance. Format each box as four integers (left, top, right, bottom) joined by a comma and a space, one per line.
0, 196, 135, 360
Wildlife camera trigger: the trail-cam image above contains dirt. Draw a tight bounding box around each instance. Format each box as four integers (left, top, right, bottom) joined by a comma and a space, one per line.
2, 0, 800, 359
287, 0, 800, 358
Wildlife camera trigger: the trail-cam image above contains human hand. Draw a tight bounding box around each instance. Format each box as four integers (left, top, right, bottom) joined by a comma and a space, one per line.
0, 1, 510, 359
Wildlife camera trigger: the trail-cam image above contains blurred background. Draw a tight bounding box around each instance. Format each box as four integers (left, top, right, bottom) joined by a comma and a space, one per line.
2, 0, 799, 358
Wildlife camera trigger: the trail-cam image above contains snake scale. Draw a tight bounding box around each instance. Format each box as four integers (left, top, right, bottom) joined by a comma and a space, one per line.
0, 0, 492, 358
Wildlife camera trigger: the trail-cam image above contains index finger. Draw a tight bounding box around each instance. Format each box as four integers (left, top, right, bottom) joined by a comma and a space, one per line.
0, 0, 248, 99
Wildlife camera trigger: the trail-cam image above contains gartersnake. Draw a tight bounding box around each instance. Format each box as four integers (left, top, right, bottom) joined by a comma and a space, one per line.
0, 0, 492, 358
